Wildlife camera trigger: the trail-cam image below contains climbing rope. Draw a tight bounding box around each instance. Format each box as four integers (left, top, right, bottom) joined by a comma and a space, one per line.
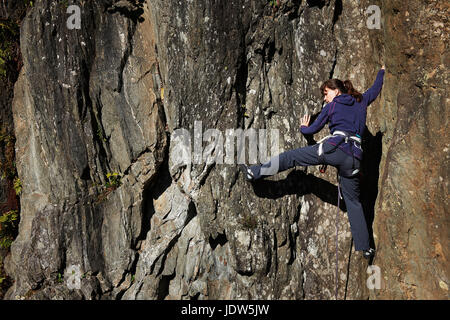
335, 174, 343, 300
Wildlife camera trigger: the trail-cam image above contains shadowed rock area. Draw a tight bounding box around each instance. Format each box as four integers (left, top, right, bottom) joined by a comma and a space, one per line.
0, 0, 448, 300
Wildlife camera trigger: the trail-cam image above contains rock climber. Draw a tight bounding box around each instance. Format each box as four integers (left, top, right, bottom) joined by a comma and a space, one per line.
239, 66, 385, 259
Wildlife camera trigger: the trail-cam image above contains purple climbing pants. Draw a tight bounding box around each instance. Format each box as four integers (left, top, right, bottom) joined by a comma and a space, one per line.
249, 143, 370, 251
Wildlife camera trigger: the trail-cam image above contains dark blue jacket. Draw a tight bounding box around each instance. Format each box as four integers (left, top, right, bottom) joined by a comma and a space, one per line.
300, 69, 385, 160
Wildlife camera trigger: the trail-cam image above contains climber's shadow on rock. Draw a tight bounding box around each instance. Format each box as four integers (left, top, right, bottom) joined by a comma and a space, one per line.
251, 127, 383, 250
252, 169, 347, 211
360, 128, 383, 250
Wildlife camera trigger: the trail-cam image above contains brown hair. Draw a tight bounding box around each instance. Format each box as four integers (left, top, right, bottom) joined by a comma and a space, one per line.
320, 78, 363, 102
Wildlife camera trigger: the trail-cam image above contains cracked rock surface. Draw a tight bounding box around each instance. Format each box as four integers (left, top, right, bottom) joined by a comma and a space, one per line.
2, 0, 448, 299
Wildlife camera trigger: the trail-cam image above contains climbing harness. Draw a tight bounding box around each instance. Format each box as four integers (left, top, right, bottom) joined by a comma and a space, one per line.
316, 130, 362, 177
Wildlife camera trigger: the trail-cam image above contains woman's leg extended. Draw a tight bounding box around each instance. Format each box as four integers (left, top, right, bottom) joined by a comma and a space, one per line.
339, 175, 370, 251
248, 144, 321, 179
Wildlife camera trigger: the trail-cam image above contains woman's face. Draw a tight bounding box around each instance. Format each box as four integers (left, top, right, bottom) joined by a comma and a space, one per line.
323, 87, 340, 103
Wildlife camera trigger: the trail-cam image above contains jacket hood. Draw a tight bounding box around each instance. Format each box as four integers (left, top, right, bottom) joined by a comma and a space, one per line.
333, 93, 355, 106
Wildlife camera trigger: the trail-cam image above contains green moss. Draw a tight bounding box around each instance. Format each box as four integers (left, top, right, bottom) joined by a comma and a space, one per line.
269, 0, 280, 7
0, 210, 18, 249
96, 128, 107, 142
105, 172, 122, 189
94, 172, 123, 204
13, 178, 22, 196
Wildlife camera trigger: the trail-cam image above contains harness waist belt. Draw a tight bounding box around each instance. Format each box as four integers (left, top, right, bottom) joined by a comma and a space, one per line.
317, 130, 362, 177
317, 130, 361, 145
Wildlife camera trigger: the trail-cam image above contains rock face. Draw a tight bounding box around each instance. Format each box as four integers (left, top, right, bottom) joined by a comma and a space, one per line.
2, 0, 448, 300
368, 0, 449, 299
6, 0, 167, 299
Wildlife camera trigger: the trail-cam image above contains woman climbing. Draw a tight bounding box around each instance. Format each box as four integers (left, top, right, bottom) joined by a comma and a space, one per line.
239, 66, 385, 259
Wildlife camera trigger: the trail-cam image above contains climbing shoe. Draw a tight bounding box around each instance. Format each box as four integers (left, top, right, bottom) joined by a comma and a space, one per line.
239, 164, 255, 181
363, 248, 375, 259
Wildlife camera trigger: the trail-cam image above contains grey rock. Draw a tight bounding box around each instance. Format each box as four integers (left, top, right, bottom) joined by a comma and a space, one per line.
2, 0, 448, 300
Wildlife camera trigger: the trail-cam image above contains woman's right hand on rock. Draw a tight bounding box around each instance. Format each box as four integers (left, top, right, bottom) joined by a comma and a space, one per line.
301, 114, 310, 127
